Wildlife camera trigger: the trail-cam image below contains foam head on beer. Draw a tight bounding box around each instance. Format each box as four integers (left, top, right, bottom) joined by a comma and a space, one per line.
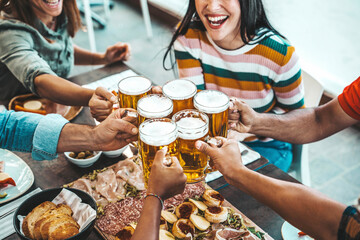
194, 90, 230, 113
137, 94, 173, 119
140, 119, 178, 146
118, 76, 152, 95
163, 79, 197, 100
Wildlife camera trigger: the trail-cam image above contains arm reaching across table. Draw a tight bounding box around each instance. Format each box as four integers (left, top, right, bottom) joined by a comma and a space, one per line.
228, 77, 360, 144
131, 147, 187, 240
195, 138, 359, 240
0, 109, 138, 160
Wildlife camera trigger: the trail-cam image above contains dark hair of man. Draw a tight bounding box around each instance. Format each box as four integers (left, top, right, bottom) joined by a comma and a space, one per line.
163, 0, 284, 70
0, 0, 81, 37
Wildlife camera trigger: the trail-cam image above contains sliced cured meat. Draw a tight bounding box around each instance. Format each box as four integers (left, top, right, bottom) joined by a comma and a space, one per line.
96, 193, 145, 235
72, 178, 93, 195
114, 159, 145, 190
116, 178, 126, 199
164, 182, 205, 209
96, 169, 122, 203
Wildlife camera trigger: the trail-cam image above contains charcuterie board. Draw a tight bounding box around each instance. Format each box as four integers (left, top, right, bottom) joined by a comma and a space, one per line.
65, 155, 273, 240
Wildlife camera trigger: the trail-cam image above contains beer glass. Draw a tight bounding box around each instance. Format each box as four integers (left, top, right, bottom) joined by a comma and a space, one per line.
118, 76, 152, 109
139, 118, 178, 185
194, 90, 230, 137
137, 94, 173, 124
162, 79, 197, 115
172, 110, 209, 183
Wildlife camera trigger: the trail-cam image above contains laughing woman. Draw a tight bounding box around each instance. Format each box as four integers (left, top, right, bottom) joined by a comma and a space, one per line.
0, 0, 130, 115
163, 0, 305, 172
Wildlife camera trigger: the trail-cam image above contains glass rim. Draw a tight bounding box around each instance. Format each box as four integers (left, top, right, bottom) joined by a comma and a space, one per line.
139, 118, 178, 146
118, 76, 152, 95
162, 79, 197, 100
137, 94, 173, 118
194, 90, 230, 114
172, 109, 209, 140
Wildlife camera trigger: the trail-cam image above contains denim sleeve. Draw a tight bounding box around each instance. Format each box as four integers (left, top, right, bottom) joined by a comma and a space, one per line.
0, 110, 45, 152
0, 111, 68, 160
32, 114, 68, 160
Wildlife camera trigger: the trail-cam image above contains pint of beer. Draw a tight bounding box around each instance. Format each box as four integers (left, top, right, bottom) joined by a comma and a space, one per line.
137, 94, 173, 124
162, 79, 197, 115
139, 118, 178, 185
118, 76, 152, 109
172, 110, 209, 183
194, 90, 230, 137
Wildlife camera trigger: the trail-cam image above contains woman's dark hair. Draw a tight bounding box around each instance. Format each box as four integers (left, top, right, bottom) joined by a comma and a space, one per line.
0, 0, 81, 37
163, 0, 284, 70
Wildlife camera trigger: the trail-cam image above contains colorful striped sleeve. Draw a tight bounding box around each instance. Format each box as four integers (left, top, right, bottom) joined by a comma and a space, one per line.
174, 34, 205, 90
262, 36, 305, 111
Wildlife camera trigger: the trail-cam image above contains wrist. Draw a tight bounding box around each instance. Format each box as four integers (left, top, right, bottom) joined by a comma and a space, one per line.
225, 166, 250, 190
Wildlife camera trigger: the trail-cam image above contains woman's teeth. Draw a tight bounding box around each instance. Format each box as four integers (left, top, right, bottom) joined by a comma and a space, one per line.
206, 16, 228, 26
43, 0, 60, 6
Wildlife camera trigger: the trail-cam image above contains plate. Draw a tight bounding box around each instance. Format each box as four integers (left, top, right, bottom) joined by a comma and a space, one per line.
8, 93, 83, 121
281, 221, 314, 240
0, 149, 34, 204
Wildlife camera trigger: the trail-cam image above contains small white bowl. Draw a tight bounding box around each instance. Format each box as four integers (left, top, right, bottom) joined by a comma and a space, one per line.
103, 145, 128, 158
64, 151, 102, 168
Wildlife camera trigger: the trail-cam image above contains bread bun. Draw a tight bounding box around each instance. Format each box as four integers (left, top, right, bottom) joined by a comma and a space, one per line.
175, 202, 198, 219
202, 190, 224, 207
22, 201, 56, 239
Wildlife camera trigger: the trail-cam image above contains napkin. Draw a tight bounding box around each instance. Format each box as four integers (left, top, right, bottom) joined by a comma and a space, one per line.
52, 188, 97, 232
0, 188, 42, 239
205, 142, 260, 183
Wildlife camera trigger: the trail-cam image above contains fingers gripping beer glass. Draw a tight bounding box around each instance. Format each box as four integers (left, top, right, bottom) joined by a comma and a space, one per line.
172, 110, 209, 183
137, 94, 173, 124
139, 118, 178, 185
194, 90, 230, 138
118, 76, 152, 109
162, 79, 197, 115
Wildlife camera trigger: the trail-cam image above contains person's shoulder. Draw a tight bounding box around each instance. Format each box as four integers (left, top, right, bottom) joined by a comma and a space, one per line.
0, 19, 34, 36
182, 21, 207, 40
254, 28, 294, 56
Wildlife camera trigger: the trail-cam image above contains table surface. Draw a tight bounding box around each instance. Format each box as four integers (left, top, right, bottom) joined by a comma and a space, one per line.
4, 62, 299, 240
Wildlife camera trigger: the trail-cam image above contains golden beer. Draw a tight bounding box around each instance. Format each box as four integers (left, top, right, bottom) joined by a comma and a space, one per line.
194, 90, 230, 137
118, 76, 152, 109
139, 118, 178, 185
137, 94, 173, 124
162, 79, 197, 115
172, 110, 209, 183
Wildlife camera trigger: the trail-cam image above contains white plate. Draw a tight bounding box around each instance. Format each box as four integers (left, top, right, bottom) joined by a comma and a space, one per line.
0, 149, 34, 204
281, 221, 314, 240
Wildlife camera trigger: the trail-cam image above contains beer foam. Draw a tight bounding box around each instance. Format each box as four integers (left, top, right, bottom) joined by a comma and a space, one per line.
194, 90, 229, 113
176, 117, 208, 140
140, 120, 178, 146
137, 95, 173, 118
163, 79, 197, 100
118, 76, 152, 95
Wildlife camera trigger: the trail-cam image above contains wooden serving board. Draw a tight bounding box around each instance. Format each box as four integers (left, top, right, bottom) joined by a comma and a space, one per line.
94, 185, 273, 240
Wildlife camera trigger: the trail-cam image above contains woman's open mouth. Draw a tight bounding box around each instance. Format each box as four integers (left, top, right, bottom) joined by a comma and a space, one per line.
206, 15, 229, 29
42, 0, 61, 8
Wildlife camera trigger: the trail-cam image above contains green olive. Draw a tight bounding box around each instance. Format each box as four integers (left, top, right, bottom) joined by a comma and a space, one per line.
77, 152, 86, 159
69, 152, 76, 158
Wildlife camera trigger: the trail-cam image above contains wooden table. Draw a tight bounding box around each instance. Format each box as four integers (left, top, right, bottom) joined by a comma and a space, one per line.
4, 62, 298, 240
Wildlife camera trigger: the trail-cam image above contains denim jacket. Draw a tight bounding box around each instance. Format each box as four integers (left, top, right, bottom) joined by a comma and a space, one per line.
0, 110, 68, 160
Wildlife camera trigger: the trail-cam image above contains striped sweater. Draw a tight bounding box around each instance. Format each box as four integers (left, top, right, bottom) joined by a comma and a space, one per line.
174, 24, 305, 113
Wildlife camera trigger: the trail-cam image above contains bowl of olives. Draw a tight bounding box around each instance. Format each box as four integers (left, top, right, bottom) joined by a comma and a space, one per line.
64, 151, 102, 168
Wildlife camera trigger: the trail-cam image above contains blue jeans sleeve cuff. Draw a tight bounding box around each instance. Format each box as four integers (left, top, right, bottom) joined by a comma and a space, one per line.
32, 114, 69, 160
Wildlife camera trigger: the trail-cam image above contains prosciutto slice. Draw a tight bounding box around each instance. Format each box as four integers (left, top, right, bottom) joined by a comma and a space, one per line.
114, 159, 145, 190
96, 169, 122, 203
